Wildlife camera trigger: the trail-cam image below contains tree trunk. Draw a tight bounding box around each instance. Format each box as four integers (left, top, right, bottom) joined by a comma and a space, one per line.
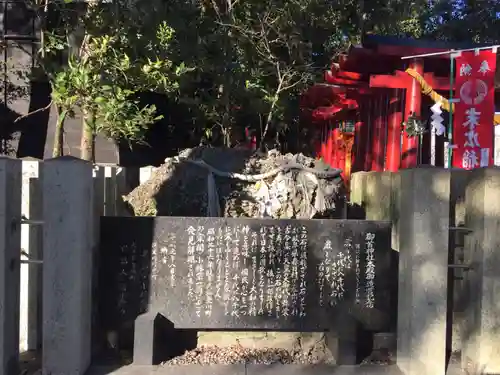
52, 107, 67, 157
80, 109, 95, 162
259, 97, 279, 151
77, 0, 99, 162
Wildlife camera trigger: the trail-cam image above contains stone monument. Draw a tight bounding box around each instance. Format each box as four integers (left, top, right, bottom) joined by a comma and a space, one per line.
98, 216, 393, 365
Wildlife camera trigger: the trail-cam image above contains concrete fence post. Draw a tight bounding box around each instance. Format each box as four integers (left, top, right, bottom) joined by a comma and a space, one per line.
396, 167, 450, 375
42, 156, 94, 375
462, 167, 500, 373
0, 157, 22, 375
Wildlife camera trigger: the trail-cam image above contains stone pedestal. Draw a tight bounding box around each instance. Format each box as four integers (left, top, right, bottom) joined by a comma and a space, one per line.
462, 167, 500, 373
0, 158, 22, 375
42, 157, 94, 375
396, 167, 450, 375
133, 313, 174, 365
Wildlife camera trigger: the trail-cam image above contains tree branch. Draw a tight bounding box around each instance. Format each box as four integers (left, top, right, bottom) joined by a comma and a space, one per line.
14, 100, 53, 123
260, 76, 283, 145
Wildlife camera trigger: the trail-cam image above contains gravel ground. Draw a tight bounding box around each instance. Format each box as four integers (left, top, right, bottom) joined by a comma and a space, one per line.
360, 349, 395, 365
18, 346, 398, 372
163, 345, 338, 365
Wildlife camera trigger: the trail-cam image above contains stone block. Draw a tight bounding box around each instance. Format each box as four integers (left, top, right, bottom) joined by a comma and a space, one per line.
350, 171, 399, 251
245, 364, 404, 375
363, 172, 393, 221
349, 172, 367, 207
396, 167, 450, 375
132, 312, 197, 365
462, 167, 500, 373
133, 313, 171, 365
0, 157, 22, 375
42, 156, 94, 375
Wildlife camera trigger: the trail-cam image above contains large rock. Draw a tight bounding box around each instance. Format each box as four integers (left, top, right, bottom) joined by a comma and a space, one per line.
123, 147, 345, 362
124, 147, 344, 219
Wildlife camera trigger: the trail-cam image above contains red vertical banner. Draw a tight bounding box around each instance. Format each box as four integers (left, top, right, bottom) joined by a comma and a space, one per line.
452, 49, 496, 169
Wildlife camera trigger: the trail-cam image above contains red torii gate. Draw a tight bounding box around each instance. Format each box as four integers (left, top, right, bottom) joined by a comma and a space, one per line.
302, 35, 487, 178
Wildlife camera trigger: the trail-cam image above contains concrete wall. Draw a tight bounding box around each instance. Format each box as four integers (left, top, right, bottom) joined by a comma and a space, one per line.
4, 163, 500, 372
351, 168, 500, 374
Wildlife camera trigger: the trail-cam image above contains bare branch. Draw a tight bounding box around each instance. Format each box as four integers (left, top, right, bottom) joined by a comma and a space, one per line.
276, 61, 282, 83
216, 20, 278, 62
14, 100, 53, 123
280, 76, 306, 92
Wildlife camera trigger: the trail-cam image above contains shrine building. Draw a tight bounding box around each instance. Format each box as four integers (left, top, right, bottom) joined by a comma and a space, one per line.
301, 35, 500, 182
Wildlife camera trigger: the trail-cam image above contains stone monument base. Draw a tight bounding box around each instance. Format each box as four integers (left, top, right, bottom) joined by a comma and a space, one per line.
88, 364, 405, 375
197, 332, 334, 362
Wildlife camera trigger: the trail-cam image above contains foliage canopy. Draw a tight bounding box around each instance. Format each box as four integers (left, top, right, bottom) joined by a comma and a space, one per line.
2, 0, 499, 156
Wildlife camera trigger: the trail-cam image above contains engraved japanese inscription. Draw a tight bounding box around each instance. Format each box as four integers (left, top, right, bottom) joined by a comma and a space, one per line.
148, 218, 391, 330
99, 239, 151, 327
99, 217, 391, 331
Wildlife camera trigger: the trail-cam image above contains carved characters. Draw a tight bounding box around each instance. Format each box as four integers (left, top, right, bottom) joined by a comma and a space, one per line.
151, 223, 379, 319
365, 232, 376, 309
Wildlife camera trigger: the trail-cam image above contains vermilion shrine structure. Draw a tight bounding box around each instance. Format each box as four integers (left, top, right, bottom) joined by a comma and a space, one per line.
302, 35, 500, 182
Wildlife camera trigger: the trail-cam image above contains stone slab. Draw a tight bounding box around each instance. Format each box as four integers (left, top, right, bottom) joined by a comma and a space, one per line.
88, 364, 245, 375
98, 217, 392, 332
87, 364, 404, 375
246, 364, 402, 375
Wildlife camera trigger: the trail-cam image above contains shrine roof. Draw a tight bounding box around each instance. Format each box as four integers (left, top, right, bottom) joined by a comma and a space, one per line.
361, 34, 491, 56
338, 45, 401, 73
303, 34, 500, 121
335, 34, 497, 75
